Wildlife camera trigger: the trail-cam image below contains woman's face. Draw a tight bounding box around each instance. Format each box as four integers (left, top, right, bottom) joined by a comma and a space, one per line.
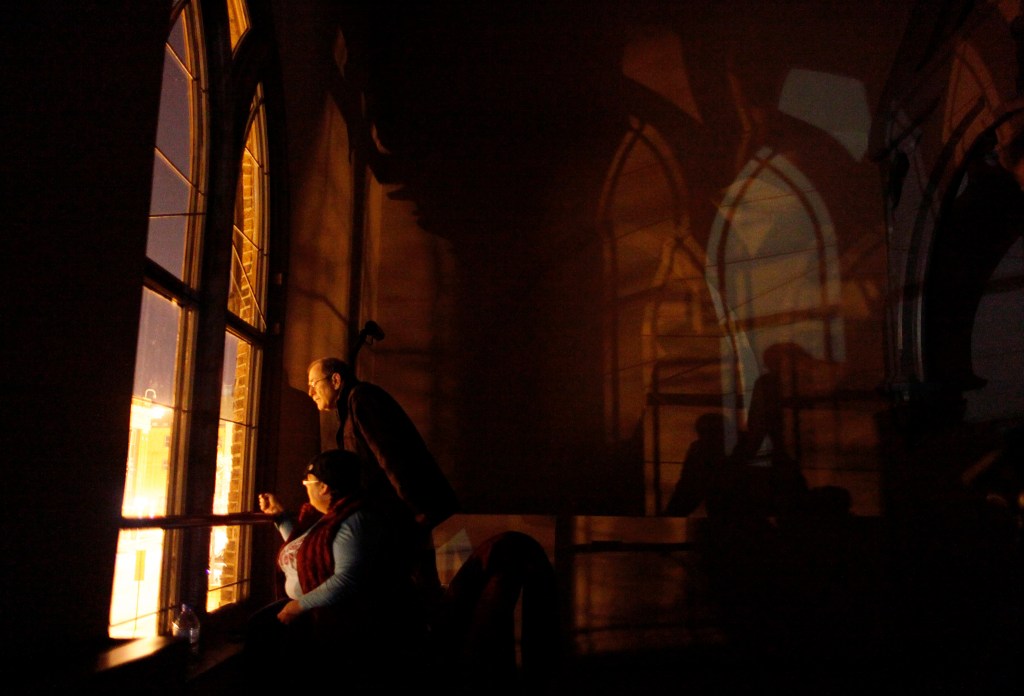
302, 475, 331, 513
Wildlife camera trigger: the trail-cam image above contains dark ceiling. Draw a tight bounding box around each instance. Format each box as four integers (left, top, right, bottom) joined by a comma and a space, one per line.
330, 0, 633, 240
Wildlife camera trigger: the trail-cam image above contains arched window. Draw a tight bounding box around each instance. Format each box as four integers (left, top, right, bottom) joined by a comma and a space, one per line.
109, 0, 276, 638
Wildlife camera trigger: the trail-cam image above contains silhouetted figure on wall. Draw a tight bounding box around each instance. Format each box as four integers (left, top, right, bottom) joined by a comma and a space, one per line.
666, 344, 866, 657
749, 343, 841, 500
696, 433, 785, 655
745, 345, 788, 456
664, 413, 728, 517
658, 411, 780, 650
307, 356, 459, 612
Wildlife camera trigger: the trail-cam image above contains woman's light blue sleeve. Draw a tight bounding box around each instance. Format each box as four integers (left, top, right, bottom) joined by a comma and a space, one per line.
275, 516, 295, 541
297, 511, 372, 611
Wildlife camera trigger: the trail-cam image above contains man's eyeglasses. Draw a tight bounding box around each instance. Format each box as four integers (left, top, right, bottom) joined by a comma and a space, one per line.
302, 478, 322, 487
308, 374, 333, 389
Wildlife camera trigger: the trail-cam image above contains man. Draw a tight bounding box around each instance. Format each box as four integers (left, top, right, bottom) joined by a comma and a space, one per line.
307, 356, 459, 602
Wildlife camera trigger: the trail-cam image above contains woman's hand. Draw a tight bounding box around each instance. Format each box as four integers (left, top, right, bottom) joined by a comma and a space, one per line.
258, 492, 285, 516
276, 599, 304, 625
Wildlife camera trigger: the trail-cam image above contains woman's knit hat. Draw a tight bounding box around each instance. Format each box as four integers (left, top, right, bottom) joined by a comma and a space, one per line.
306, 449, 362, 496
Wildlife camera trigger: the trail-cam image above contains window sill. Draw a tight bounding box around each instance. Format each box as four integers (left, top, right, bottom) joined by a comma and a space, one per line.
182, 633, 247, 693
86, 636, 188, 693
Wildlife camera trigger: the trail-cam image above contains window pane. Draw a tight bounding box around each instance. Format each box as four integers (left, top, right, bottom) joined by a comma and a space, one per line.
215, 331, 259, 503
226, 0, 251, 50
149, 155, 192, 217
146, 214, 188, 280
166, 10, 187, 69
228, 99, 268, 330
109, 528, 165, 639
123, 393, 173, 517
148, 158, 205, 279
132, 289, 181, 409
229, 226, 266, 329
209, 332, 259, 610
156, 44, 193, 177
112, 291, 186, 637
148, 6, 203, 282
207, 525, 250, 611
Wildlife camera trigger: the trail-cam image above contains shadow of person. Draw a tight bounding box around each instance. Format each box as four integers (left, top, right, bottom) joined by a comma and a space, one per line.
692, 430, 784, 654
739, 343, 884, 677
663, 412, 728, 517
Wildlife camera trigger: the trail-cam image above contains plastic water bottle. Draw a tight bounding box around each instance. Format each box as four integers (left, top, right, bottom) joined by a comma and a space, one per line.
172, 603, 201, 655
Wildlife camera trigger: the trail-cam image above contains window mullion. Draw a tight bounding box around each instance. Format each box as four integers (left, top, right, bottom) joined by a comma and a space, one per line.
174, 1, 239, 612
143, 258, 201, 306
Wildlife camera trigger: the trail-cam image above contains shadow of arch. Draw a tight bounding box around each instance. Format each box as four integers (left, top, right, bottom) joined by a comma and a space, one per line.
879, 13, 1024, 394
597, 116, 697, 439
923, 107, 1024, 398
596, 88, 734, 513
598, 76, 867, 514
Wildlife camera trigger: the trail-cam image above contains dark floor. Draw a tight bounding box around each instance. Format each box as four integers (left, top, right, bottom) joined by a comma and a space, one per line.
547, 646, 865, 696
191, 645, 870, 696
548, 645, 1019, 696
178, 594, 1024, 696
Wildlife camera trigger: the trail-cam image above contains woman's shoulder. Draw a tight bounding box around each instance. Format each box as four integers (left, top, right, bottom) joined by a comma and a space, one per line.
336, 504, 386, 537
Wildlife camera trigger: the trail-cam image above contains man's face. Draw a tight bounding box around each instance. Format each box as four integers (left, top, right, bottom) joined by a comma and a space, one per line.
307, 366, 341, 412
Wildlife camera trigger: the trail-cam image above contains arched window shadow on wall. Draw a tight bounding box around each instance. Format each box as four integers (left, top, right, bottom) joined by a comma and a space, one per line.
599, 135, 850, 516
597, 68, 872, 514
598, 118, 731, 515
707, 148, 845, 463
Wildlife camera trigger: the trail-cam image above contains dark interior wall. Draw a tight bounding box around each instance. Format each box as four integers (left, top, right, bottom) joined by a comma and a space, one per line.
268, 0, 363, 511
2, 1, 1021, 680
2, 2, 169, 658
866, 6, 1024, 679
341, 0, 915, 513
871, 0, 1024, 409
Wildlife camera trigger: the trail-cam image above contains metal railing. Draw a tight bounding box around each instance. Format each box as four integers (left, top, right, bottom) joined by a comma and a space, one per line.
119, 511, 271, 529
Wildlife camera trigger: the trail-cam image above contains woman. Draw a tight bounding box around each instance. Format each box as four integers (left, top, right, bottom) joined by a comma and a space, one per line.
245, 449, 426, 690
